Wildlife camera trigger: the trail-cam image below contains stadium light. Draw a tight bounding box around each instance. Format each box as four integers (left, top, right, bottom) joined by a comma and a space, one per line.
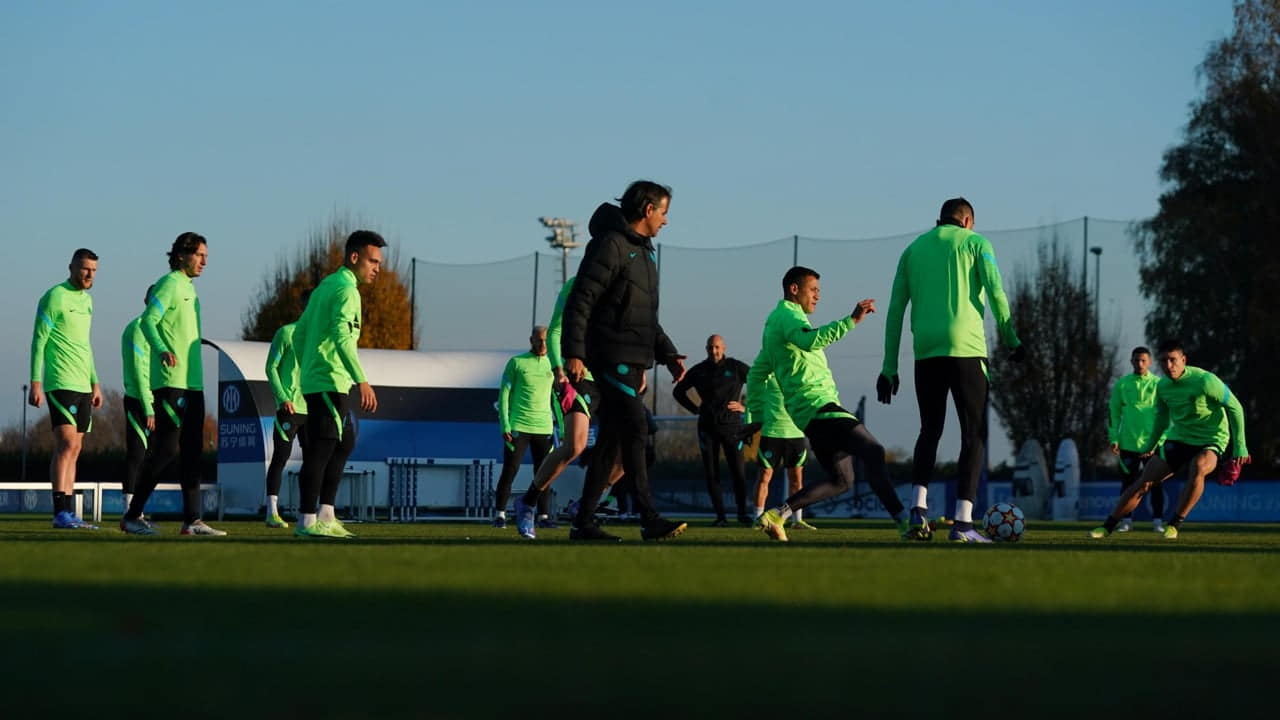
539, 217, 582, 284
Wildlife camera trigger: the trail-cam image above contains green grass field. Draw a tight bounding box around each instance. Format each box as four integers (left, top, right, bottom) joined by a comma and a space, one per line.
3, 515, 1278, 717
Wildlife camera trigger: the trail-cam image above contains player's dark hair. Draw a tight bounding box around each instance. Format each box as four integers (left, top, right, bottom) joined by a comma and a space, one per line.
71, 248, 98, 264
143, 284, 155, 306
1131, 346, 1151, 357
167, 232, 207, 270
1157, 338, 1185, 355
345, 230, 387, 259
300, 288, 313, 307
937, 197, 974, 227
617, 180, 672, 223
782, 266, 819, 294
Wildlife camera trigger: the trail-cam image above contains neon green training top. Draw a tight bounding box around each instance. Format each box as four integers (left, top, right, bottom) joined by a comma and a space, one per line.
1108, 372, 1159, 453
120, 316, 153, 412
30, 280, 98, 393
547, 279, 593, 382
294, 266, 368, 395
745, 350, 803, 439
265, 322, 307, 413
499, 351, 554, 434
753, 298, 858, 432
1152, 366, 1247, 457
141, 269, 203, 390
882, 224, 1020, 377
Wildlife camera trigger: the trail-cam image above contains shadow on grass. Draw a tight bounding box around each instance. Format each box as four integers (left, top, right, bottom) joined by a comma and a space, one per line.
3, 581, 1275, 717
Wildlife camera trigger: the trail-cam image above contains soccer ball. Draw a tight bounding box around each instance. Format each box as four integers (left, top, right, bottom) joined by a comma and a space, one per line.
983, 502, 1026, 542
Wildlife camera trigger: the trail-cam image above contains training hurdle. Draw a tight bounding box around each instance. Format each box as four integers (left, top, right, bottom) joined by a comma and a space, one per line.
386, 457, 495, 521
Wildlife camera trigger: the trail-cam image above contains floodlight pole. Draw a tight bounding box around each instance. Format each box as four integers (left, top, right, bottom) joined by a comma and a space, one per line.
539, 217, 582, 285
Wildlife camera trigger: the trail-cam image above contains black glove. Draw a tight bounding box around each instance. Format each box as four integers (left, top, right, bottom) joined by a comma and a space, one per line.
1008, 344, 1026, 363
876, 374, 899, 404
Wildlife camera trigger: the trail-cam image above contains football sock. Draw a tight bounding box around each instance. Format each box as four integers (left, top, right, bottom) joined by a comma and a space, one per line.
754, 506, 763, 518
537, 514, 549, 521
496, 510, 506, 519
318, 504, 336, 523
1102, 515, 1120, 532
1169, 514, 1185, 529
268, 495, 279, 517
912, 484, 928, 510
123, 493, 133, 512
793, 509, 803, 523
300, 513, 317, 529
777, 503, 793, 521
955, 499, 974, 524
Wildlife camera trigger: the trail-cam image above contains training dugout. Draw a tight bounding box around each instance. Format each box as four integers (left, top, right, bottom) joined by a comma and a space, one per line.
208, 340, 577, 519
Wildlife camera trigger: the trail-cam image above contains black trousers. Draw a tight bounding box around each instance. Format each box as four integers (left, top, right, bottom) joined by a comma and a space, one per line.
266, 409, 307, 497
575, 363, 661, 527
298, 391, 356, 515
122, 395, 150, 495
495, 431, 553, 515
912, 357, 987, 505
698, 423, 747, 518
784, 407, 904, 517
127, 388, 204, 523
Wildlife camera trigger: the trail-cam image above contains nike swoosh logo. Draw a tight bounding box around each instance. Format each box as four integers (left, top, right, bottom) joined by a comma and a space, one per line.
629, 252, 637, 258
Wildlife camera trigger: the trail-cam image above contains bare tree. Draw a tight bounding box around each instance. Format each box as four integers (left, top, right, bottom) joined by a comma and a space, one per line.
990, 236, 1118, 473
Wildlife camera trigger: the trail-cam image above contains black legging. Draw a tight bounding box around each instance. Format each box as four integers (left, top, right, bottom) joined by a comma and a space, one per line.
912, 357, 987, 504
785, 410, 904, 517
698, 423, 747, 518
575, 363, 661, 528
494, 432, 553, 515
122, 396, 149, 495
298, 392, 356, 515
126, 389, 204, 523
265, 412, 306, 497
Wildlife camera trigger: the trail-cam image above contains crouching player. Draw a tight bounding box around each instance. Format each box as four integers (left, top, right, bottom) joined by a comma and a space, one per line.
1090, 339, 1249, 540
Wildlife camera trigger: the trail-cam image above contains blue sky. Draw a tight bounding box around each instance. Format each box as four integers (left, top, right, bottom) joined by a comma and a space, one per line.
1, 1, 1233, 462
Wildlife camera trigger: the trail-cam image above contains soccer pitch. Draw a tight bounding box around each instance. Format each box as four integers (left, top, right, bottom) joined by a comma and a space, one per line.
3, 516, 1277, 716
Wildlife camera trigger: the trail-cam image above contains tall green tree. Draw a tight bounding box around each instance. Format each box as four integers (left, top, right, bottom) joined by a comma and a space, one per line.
990, 238, 1117, 471
1133, 0, 1279, 465
241, 214, 415, 349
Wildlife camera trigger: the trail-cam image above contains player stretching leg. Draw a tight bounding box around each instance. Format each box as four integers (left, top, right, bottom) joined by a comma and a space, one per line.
30, 248, 103, 530
1091, 339, 1248, 540
1108, 346, 1163, 532
755, 267, 908, 543
291, 231, 383, 539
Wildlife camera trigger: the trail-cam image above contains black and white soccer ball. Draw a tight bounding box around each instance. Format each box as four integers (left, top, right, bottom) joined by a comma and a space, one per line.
983, 502, 1026, 542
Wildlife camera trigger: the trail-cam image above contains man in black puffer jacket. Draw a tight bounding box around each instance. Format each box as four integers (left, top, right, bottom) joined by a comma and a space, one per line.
562, 180, 688, 541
